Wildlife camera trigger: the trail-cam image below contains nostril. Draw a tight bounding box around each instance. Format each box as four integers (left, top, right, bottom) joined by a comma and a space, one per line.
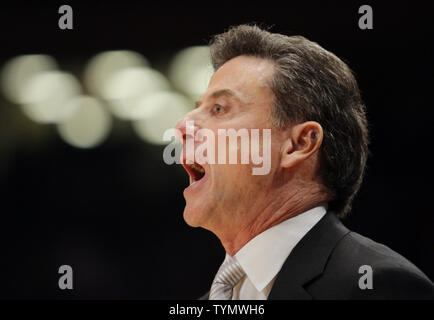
184, 134, 194, 141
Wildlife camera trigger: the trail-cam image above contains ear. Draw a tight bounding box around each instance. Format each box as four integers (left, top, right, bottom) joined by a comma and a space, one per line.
281, 121, 323, 169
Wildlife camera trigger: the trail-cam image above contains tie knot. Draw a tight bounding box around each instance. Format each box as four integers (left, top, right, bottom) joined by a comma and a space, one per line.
209, 255, 245, 300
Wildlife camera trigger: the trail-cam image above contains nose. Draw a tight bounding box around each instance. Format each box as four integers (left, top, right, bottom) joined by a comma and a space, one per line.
175, 111, 202, 165
175, 110, 201, 143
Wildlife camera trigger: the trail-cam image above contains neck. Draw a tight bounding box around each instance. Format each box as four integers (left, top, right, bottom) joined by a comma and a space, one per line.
216, 183, 328, 256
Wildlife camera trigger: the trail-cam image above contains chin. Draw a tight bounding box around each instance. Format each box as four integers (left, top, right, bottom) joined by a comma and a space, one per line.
183, 205, 203, 227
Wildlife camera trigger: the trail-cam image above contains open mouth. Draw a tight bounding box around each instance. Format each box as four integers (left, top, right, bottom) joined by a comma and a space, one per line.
183, 162, 206, 183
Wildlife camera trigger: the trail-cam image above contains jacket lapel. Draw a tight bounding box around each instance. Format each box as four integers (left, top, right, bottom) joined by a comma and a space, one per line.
268, 212, 350, 300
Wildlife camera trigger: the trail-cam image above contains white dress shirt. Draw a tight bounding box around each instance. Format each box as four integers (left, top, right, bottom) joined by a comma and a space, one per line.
226, 206, 327, 300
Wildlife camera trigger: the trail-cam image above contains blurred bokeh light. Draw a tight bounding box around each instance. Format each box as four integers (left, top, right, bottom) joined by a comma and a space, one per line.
56, 96, 112, 148
83, 50, 149, 96
169, 46, 213, 100
132, 91, 193, 145
1, 54, 58, 104
101, 66, 170, 120
0, 46, 213, 149
19, 71, 82, 124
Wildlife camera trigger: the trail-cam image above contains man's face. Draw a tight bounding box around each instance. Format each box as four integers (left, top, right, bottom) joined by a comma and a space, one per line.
176, 56, 283, 234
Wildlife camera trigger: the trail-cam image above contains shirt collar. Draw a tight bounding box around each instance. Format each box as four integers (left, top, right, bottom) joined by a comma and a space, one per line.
234, 206, 327, 292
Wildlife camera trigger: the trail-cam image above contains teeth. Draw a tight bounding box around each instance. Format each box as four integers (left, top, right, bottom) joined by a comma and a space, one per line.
190, 163, 205, 173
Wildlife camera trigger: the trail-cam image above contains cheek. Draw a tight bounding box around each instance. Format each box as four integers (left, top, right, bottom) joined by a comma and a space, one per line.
212, 163, 257, 196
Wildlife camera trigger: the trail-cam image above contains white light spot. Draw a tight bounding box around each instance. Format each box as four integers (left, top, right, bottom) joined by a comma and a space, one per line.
132, 91, 192, 145
84, 50, 148, 96
57, 96, 112, 148
169, 46, 213, 100
19, 71, 82, 124
102, 66, 170, 120
1, 55, 58, 103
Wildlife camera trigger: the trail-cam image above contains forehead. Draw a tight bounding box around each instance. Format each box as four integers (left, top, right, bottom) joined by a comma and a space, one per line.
205, 55, 275, 102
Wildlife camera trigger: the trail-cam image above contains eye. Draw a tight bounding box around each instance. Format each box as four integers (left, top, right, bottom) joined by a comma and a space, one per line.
212, 104, 225, 115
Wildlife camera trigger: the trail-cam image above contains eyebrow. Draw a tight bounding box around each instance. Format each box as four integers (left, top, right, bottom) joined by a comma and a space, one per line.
195, 89, 241, 109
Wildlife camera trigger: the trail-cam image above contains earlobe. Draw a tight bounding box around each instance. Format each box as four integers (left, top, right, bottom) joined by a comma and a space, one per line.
280, 139, 294, 168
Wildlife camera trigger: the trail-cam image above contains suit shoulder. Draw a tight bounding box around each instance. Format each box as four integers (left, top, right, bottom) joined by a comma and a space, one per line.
366, 264, 434, 299
338, 231, 429, 278
307, 231, 434, 299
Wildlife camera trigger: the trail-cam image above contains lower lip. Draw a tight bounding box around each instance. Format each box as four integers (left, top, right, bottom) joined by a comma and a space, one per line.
184, 173, 208, 195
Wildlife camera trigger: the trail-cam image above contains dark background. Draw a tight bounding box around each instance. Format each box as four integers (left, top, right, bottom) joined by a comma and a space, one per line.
0, 1, 433, 299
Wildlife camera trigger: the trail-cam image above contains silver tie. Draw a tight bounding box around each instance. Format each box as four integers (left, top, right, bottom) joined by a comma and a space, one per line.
209, 255, 245, 300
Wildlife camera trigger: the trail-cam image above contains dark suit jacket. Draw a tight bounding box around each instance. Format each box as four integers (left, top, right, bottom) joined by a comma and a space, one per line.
200, 212, 434, 299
